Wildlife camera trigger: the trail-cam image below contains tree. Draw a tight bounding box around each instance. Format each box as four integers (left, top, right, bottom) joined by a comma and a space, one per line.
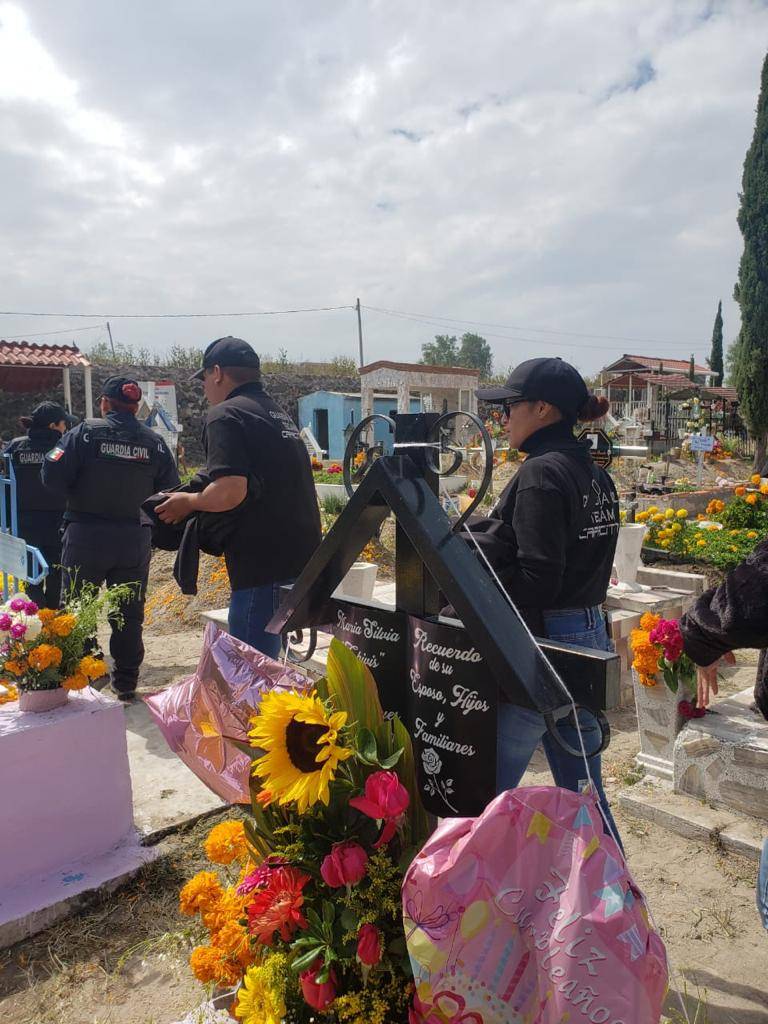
708, 300, 724, 382
457, 333, 493, 378
421, 334, 458, 365
689, 353, 695, 381
733, 51, 768, 468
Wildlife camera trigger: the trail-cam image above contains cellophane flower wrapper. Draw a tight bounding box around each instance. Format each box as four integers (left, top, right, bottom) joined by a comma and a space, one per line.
145, 622, 311, 803
404, 786, 668, 1024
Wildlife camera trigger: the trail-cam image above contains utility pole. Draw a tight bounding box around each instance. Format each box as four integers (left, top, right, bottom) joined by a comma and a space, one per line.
356, 298, 364, 368
106, 321, 116, 359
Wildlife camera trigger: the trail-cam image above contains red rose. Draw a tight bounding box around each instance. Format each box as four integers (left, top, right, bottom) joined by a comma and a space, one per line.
356, 923, 382, 966
467, 487, 477, 498
350, 770, 410, 848
300, 960, 338, 1010
678, 700, 695, 719
320, 841, 368, 888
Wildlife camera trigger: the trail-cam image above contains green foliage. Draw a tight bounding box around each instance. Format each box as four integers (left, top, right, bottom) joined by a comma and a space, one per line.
421, 334, 458, 365
732, 53, 768, 449
320, 493, 349, 515
420, 332, 493, 377
708, 300, 724, 382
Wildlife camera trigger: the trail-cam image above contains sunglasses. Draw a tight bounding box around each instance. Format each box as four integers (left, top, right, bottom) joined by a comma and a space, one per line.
502, 397, 527, 417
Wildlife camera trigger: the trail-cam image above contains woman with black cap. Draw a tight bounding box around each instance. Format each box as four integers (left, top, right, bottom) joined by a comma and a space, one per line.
2, 402, 72, 608
473, 357, 622, 842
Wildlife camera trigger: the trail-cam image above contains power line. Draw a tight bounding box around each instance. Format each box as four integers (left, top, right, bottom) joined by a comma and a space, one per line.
0, 304, 354, 319
364, 304, 701, 350
1, 324, 106, 340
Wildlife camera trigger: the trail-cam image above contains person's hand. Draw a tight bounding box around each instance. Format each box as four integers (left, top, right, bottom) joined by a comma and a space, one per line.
697, 651, 736, 709
155, 491, 196, 524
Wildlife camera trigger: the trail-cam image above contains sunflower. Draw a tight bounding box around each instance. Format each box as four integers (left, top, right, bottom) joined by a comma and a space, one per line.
236, 964, 287, 1024
249, 691, 353, 812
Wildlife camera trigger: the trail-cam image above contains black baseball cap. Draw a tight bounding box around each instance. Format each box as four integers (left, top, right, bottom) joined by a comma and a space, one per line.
30, 401, 74, 429
191, 336, 261, 380
100, 376, 142, 403
476, 357, 589, 422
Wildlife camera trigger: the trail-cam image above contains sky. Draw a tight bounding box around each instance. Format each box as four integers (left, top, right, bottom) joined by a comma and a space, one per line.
1, 0, 767, 377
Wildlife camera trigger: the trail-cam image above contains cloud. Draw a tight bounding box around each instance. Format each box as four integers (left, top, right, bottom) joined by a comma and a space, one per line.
0, 0, 766, 375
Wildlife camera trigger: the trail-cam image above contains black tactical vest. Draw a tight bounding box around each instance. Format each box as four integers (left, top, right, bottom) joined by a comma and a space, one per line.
66, 418, 167, 522
5, 432, 65, 514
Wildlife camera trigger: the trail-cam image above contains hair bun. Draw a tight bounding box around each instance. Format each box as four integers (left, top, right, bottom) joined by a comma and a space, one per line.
577, 394, 610, 422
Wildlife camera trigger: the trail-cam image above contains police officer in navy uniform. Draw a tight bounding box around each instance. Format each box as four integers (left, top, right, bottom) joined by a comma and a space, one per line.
3, 402, 71, 608
42, 376, 179, 700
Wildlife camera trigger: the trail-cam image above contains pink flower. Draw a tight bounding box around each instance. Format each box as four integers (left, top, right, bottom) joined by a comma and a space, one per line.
236, 858, 287, 895
300, 960, 338, 1010
356, 923, 382, 966
23, 601, 39, 615
692, 705, 706, 719
649, 619, 684, 662
320, 841, 368, 888
350, 770, 410, 848
10, 622, 27, 639
9, 598, 26, 612
0, 614, 12, 631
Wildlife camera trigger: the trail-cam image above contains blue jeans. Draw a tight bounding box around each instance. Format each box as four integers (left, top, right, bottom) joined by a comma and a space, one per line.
497, 605, 623, 849
758, 839, 768, 931
228, 582, 286, 659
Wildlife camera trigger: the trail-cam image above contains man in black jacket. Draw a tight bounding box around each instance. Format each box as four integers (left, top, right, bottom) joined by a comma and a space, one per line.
680, 539, 768, 721
42, 377, 179, 699
156, 337, 321, 657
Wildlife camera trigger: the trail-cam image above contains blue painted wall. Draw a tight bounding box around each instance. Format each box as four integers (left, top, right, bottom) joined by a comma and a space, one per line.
298, 391, 420, 459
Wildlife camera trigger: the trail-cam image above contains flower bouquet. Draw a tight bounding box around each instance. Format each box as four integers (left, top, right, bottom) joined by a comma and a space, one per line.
630, 612, 703, 719
179, 639, 429, 1024
0, 583, 134, 712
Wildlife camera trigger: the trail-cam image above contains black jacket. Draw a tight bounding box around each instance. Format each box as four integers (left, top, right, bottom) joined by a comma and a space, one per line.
466, 422, 620, 629
3, 428, 65, 546
680, 538, 768, 720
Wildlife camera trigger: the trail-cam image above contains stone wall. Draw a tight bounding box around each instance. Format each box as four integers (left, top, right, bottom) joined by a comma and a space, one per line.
0, 364, 359, 463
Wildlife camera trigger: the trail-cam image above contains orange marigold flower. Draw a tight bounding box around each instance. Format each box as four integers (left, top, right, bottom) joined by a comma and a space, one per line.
62, 672, 89, 691
734, 486, 746, 496
188, 945, 242, 986
0, 682, 19, 705
746, 493, 758, 505
3, 659, 28, 676
639, 613, 661, 632
751, 474, 761, 485
201, 888, 248, 936
213, 920, 252, 968
761, 484, 768, 496
204, 820, 248, 865
28, 644, 63, 672
78, 655, 108, 680
37, 608, 57, 625
179, 870, 223, 917
49, 613, 76, 637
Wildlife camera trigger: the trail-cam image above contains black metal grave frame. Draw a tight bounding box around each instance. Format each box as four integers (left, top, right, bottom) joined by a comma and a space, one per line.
268, 412, 620, 816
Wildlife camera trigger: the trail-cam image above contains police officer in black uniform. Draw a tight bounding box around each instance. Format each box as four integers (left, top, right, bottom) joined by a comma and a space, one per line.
3, 402, 71, 608
42, 376, 179, 700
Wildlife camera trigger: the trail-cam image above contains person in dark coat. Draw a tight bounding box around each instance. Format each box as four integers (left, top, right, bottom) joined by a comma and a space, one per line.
2, 402, 71, 608
680, 538, 768, 720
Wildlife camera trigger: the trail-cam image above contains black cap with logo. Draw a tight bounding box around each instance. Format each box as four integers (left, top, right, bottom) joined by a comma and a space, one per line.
100, 376, 143, 403
476, 357, 589, 422
191, 337, 261, 381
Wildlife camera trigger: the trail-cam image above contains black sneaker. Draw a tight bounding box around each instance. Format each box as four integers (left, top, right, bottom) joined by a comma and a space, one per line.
115, 690, 137, 703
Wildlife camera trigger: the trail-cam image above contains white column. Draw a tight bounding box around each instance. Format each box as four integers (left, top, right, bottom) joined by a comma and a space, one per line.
396, 379, 410, 414
62, 368, 72, 412
83, 366, 94, 419
360, 382, 374, 444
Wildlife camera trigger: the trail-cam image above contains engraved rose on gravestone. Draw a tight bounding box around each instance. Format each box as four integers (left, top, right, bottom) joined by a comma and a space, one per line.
422, 748, 442, 775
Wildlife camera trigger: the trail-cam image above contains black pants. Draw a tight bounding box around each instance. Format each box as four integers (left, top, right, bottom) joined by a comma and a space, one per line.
61, 522, 152, 694
25, 540, 63, 610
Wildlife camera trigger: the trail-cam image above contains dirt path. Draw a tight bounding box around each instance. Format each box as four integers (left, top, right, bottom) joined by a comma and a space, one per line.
1, 632, 765, 1023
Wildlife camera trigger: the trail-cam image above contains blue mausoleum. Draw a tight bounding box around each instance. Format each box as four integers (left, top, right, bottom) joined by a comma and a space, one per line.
297, 391, 421, 460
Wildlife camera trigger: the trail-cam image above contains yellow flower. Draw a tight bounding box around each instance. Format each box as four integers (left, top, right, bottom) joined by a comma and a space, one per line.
78, 656, 108, 680
697, 539, 707, 548
748, 531, 758, 539
652, 513, 665, 523
635, 511, 649, 522
179, 870, 223, 916
660, 539, 671, 548
0, 682, 18, 705
236, 964, 287, 1024
671, 523, 682, 534
751, 474, 761, 485
664, 508, 675, 519
761, 484, 768, 496
28, 643, 63, 672
62, 672, 89, 691
676, 508, 688, 519
49, 613, 76, 637
746, 493, 758, 505
250, 690, 353, 813
647, 505, 659, 514
730, 529, 740, 536
204, 820, 248, 865
730, 545, 738, 552
708, 523, 720, 531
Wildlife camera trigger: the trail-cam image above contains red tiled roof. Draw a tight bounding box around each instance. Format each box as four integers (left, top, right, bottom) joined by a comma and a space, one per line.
605, 354, 711, 375
359, 359, 480, 377
607, 372, 693, 389
701, 387, 739, 402
0, 340, 91, 368
0, 341, 91, 393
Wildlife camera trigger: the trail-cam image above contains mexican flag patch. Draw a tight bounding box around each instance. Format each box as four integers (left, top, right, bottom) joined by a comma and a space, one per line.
46, 446, 65, 461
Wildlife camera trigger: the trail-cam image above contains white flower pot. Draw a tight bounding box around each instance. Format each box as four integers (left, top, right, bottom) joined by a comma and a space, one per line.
19, 687, 69, 713
633, 670, 694, 780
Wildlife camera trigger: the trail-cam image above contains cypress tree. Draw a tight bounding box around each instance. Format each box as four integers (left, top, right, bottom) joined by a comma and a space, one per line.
689, 353, 695, 381
708, 300, 724, 382
733, 51, 768, 468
